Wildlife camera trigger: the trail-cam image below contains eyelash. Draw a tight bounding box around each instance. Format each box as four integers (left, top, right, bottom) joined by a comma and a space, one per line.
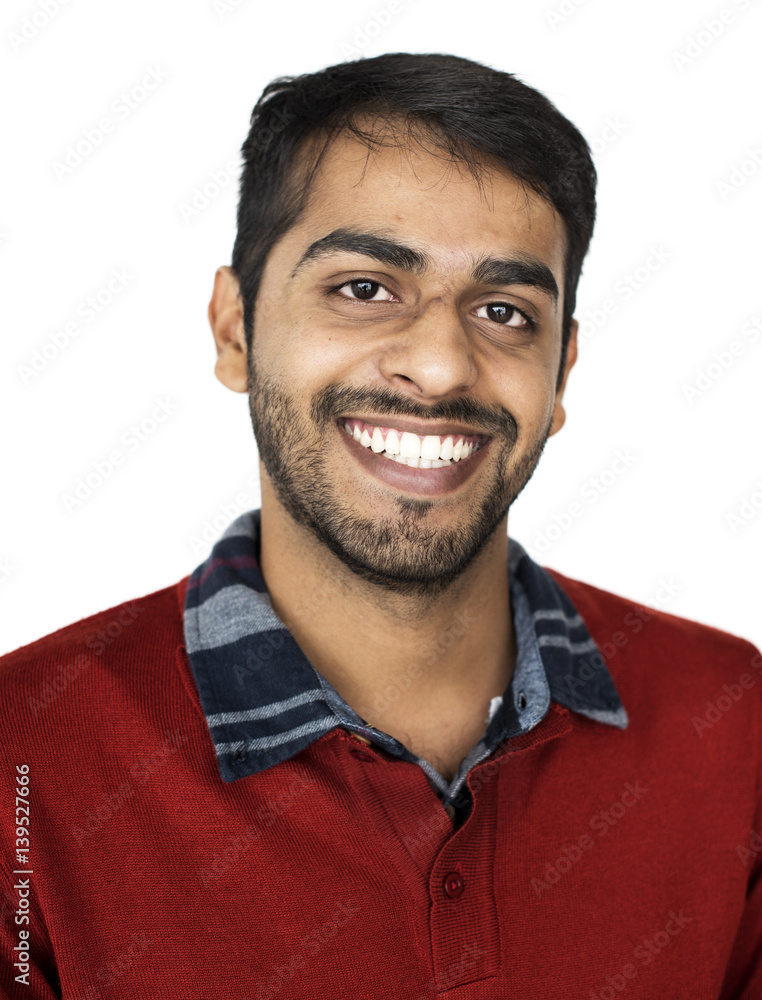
326, 279, 537, 331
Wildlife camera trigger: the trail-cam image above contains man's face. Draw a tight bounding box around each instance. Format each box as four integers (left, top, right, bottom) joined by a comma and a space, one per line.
220, 132, 576, 598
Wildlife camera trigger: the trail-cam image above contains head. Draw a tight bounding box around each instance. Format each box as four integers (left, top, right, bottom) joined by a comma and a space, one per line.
210, 53, 597, 600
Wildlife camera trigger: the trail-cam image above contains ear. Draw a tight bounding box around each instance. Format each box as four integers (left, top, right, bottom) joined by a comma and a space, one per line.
209, 266, 248, 393
548, 318, 578, 437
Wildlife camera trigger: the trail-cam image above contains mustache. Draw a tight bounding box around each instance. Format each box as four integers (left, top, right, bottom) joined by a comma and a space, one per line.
311, 384, 518, 441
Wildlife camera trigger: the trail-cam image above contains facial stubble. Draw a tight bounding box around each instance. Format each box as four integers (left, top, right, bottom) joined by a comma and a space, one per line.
247, 351, 552, 600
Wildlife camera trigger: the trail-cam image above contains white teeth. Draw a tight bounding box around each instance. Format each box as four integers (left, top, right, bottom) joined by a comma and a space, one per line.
370, 427, 386, 453
341, 420, 484, 468
421, 434, 441, 460
399, 432, 422, 460
384, 428, 400, 455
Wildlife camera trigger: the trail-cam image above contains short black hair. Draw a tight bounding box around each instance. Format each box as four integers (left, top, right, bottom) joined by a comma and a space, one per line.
232, 52, 597, 388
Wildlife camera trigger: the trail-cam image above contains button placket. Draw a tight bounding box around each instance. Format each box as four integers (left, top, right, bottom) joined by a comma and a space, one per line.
427, 756, 503, 990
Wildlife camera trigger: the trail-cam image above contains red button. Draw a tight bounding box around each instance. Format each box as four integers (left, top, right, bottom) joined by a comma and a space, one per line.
351, 749, 374, 762
443, 872, 464, 899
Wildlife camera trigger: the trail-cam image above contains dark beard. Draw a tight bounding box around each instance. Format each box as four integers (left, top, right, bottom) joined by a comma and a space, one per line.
247, 353, 551, 601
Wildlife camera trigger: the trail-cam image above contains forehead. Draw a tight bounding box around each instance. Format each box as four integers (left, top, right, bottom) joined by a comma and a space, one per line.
285, 130, 568, 282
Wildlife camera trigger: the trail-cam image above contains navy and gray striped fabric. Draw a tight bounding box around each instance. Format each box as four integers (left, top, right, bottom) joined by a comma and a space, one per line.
184, 509, 627, 788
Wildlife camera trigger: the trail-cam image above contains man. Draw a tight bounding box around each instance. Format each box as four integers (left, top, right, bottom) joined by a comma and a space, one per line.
1, 52, 759, 998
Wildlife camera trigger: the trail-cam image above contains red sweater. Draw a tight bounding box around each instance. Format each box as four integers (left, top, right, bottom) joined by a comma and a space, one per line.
0, 571, 760, 999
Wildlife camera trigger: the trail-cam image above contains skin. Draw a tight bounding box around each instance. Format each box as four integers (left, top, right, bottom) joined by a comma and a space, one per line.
209, 131, 578, 782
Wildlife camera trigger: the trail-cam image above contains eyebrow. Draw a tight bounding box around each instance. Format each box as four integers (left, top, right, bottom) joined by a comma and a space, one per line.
290, 227, 559, 304
471, 255, 558, 304
292, 229, 428, 276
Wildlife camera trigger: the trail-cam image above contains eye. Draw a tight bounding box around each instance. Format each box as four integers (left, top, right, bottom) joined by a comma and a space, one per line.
334, 279, 398, 302
473, 302, 535, 329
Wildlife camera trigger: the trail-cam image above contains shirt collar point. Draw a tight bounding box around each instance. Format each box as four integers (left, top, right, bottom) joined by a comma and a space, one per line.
574, 703, 629, 730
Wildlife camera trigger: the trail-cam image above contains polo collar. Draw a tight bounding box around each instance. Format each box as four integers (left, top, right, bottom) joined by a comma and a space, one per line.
183, 509, 627, 783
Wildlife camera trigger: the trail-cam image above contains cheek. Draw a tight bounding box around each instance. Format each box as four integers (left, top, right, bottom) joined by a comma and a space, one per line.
261, 314, 364, 389
524, 346, 565, 428
493, 365, 557, 437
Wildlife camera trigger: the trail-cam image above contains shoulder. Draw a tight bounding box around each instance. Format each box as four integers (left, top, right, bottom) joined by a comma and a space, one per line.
544, 566, 761, 762
545, 565, 761, 690
0, 577, 190, 709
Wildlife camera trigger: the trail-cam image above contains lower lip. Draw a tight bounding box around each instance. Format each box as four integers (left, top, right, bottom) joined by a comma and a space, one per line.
335, 420, 492, 497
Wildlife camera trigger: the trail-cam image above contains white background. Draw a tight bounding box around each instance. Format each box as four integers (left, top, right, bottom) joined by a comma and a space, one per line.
1, 0, 760, 656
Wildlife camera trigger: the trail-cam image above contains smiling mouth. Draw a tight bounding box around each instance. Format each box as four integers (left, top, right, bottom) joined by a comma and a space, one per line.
338, 417, 489, 469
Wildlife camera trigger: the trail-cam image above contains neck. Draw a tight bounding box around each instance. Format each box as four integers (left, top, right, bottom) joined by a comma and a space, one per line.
257, 479, 516, 747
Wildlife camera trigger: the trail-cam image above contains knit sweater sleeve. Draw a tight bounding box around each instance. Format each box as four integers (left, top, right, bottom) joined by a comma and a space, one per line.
0, 752, 58, 1000
718, 646, 762, 999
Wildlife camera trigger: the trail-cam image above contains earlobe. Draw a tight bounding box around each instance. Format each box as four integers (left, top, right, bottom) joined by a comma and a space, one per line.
209, 265, 248, 394
549, 319, 578, 437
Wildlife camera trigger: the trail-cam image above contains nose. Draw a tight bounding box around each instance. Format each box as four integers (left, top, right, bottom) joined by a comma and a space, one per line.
377, 299, 478, 400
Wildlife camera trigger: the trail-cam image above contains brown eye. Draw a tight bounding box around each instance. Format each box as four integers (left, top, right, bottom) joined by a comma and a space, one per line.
349, 280, 378, 300
474, 302, 534, 329
333, 279, 398, 303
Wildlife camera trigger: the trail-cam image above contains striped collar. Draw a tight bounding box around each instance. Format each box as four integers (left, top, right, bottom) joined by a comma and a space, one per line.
183, 509, 628, 784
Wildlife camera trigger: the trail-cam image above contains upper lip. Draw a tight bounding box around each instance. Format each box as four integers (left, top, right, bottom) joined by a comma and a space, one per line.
337, 415, 491, 441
